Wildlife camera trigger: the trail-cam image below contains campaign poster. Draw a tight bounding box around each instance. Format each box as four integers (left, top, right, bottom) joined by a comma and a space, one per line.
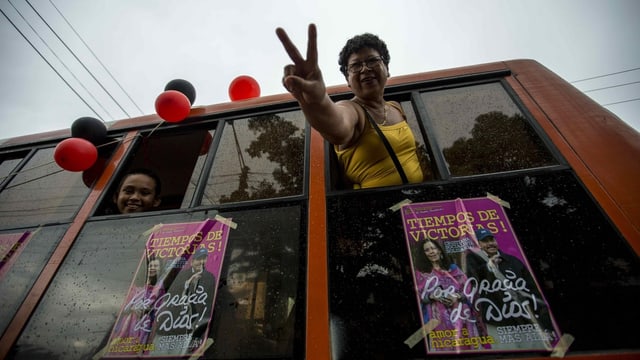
401, 197, 560, 355
0, 231, 31, 280
104, 218, 231, 358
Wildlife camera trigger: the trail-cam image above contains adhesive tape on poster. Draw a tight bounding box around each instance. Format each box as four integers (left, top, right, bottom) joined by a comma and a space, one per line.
486, 192, 510, 208
214, 214, 237, 229
189, 338, 214, 360
142, 223, 164, 237
403, 319, 440, 348
29, 226, 42, 238
550, 333, 575, 358
91, 346, 107, 360
389, 199, 412, 212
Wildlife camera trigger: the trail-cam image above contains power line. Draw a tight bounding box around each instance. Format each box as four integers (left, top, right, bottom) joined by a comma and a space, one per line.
49, 0, 144, 115
583, 80, 640, 93
602, 98, 640, 107
571, 67, 640, 83
7, 0, 115, 120
25, 0, 132, 118
0, 5, 104, 120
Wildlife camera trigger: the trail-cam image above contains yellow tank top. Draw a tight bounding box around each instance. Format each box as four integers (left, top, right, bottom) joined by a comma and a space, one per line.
335, 103, 424, 189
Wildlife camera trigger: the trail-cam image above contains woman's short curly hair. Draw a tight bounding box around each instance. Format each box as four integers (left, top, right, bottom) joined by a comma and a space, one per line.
338, 33, 390, 77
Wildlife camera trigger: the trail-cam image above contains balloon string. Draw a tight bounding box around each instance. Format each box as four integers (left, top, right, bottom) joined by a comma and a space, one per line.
0, 136, 125, 183
145, 121, 165, 138
0, 133, 147, 187
4, 169, 65, 190
0, 159, 59, 182
1, 121, 165, 189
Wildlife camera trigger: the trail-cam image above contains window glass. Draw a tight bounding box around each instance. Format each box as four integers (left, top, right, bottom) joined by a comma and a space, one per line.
0, 147, 90, 228
202, 111, 305, 205
13, 206, 305, 359
181, 130, 214, 207
327, 170, 640, 358
11, 213, 204, 360
207, 206, 305, 359
0, 225, 67, 336
421, 83, 557, 176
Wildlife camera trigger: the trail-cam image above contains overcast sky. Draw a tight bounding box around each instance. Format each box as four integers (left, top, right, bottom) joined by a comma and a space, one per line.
1, 0, 639, 141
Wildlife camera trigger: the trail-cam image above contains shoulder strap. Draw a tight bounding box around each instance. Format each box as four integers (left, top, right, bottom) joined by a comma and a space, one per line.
356, 102, 409, 184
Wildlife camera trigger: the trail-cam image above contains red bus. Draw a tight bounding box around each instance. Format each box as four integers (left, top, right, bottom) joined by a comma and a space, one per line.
0, 59, 638, 359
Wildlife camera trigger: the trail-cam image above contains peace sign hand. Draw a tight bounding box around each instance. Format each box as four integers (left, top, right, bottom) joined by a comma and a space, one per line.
276, 24, 327, 106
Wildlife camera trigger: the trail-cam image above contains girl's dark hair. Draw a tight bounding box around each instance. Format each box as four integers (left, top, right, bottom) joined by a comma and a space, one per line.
411, 239, 454, 273
118, 168, 162, 196
338, 33, 390, 77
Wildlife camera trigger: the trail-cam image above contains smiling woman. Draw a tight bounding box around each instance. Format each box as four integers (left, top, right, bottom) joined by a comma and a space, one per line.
277, 24, 424, 189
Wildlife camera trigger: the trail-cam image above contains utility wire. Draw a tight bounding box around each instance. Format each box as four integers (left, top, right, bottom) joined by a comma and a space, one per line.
7, 0, 114, 120
571, 67, 640, 83
49, 0, 145, 115
602, 98, 640, 107
25, 0, 132, 119
583, 80, 640, 93
0, 5, 104, 120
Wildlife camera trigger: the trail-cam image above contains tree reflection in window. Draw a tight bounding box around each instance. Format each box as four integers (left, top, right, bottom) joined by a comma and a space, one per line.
214, 113, 305, 204
443, 111, 556, 176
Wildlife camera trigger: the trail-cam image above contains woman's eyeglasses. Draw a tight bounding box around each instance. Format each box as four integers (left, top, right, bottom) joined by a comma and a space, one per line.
347, 56, 384, 74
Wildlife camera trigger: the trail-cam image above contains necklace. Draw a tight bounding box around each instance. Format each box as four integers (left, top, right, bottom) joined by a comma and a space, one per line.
380, 104, 388, 126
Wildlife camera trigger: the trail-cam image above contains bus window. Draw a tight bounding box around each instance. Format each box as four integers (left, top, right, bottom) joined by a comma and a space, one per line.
201, 111, 305, 205
0, 225, 67, 337
420, 82, 557, 177
11, 206, 305, 359
10, 213, 204, 359
207, 206, 305, 358
0, 148, 90, 228
327, 170, 640, 358
98, 128, 213, 215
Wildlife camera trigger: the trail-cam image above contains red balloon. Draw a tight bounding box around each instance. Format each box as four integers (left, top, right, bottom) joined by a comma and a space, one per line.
54, 138, 98, 172
199, 131, 213, 156
155, 90, 191, 122
229, 75, 261, 101
82, 157, 107, 187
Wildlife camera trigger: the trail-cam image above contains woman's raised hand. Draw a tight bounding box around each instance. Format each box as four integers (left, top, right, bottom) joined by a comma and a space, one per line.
276, 24, 327, 106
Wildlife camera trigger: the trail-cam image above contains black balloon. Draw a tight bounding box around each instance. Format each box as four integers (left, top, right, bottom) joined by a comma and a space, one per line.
165, 79, 196, 105
71, 117, 107, 145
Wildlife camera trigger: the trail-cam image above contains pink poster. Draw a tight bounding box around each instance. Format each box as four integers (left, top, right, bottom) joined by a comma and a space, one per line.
104, 218, 232, 358
401, 197, 561, 355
